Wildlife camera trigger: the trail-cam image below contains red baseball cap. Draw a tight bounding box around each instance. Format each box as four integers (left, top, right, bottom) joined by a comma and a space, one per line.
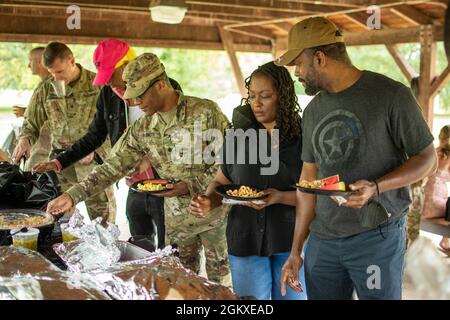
93, 39, 132, 86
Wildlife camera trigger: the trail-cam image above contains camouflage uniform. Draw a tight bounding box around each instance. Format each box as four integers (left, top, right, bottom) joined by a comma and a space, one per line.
19, 65, 116, 222
407, 180, 424, 247
66, 53, 231, 286
24, 122, 51, 171
23, 76, 53, 171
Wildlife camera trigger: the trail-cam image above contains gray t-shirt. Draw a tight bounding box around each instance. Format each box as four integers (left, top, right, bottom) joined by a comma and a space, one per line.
302, 70, 434, 239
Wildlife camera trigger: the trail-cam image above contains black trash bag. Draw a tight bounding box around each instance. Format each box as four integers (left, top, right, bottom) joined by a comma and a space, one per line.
0, 162, 61, 209
0, 162, 20, 191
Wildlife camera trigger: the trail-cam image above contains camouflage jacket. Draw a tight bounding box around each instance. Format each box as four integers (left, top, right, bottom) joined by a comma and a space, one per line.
24, 74, 52, 117
19, 65, 101, 153
66, 92, 231, 218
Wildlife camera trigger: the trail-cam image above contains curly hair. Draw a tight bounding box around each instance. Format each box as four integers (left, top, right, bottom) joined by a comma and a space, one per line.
438, 125, 450, 157
242, 61, 302, 143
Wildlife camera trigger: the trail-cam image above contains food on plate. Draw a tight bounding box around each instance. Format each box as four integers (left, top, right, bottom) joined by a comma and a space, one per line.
297, 175, 346, 191
137, 182, 167, 192
226, 185, 264, 198
0, 213, 49, 229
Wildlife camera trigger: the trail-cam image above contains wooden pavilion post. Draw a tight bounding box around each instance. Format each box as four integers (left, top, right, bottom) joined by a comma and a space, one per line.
385, 27, 450, 130
418, 25, 437, 128
218, 25, 247, 98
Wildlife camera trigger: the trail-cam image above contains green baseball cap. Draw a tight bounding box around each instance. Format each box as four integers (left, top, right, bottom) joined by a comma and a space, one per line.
274, 16, 344, 66
123, 53, 165, 99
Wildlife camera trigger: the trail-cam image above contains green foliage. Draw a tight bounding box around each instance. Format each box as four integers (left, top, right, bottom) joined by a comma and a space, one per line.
0, 43, 39, 90
1, 41, 449, 110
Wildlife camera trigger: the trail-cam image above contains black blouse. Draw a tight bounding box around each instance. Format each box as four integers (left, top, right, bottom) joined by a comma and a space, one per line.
221, 126, 302, 257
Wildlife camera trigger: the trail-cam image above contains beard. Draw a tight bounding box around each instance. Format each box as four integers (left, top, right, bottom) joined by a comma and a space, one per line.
298, 77, 322, 96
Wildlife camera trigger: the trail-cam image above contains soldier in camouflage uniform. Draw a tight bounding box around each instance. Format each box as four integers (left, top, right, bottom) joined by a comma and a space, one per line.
11, 47, 52, 171
47, 53, 231, 286
13, 42, 116, 222
406, 180, 424, 247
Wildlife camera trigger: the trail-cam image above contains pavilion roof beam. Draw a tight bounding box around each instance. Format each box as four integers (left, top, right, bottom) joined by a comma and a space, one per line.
385, 45, 418, 83
390, 5, 436, 26
0, 13, 272, 52
3, 0, 352, 13
431, 66, 450, 97
0, 32, 272, 52
218, 25, 246, 97
344, 12, 371, 29
221, 1, 444, 29
185, 0, 354, 14
344, 25, 443, 46
288, 0, 447, 7
1, 0, 150, 11
185, 13, 268, 25
0, 4, 152, 22
187, 5, 307, 20
227, 26, 275, 41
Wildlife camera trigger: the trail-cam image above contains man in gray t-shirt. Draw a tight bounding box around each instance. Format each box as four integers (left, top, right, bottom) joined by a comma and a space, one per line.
275, 17, 437, 300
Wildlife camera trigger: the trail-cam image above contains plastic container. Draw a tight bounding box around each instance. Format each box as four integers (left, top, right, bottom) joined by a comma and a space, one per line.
60, 223, 79, 242
117, 241, 152, 262
11, 227, 39, 251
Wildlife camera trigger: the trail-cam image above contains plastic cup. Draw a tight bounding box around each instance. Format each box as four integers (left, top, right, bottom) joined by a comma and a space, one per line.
11, 227, 39, 251
60, 223, 79, 242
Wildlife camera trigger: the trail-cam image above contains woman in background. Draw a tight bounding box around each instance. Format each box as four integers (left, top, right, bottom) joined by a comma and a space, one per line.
422, 125, 450, 255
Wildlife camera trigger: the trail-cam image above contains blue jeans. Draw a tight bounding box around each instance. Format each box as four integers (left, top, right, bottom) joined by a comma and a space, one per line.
229, 252, 307, 300
305, 217, 406, 300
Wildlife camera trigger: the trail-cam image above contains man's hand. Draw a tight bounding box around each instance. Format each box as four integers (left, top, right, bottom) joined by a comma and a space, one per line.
190, 195, 213, 218
334, 179, 377, 209
280, 253, 304, 296
12, 106, 26, 118
241, 188, 281, 210
33, 161, 58, 173
151, 181, 189, 198
12, 137, 31, 164
46, 193, 74, 216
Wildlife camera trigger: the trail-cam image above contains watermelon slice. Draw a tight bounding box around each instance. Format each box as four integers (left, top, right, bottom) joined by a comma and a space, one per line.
321, 175, 340, 186
318, 181, 346, 191
309, 175, 340, 188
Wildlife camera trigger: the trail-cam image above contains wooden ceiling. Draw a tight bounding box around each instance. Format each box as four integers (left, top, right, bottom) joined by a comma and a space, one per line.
0, 0, 448, 52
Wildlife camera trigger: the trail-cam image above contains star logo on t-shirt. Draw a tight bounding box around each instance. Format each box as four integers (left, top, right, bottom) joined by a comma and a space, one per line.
324, 127, 347, 158
312, 109, 364, 171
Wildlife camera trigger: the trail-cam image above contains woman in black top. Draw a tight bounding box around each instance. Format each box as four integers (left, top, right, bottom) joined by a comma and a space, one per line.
190, 62, 306, 300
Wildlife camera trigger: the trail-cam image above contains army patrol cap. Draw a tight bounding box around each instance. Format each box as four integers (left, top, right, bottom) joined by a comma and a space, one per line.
123, 53, 165, 99
274, 16, 344, 66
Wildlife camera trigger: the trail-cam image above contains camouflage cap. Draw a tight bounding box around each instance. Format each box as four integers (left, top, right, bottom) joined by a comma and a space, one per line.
123, 53, 165, 99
